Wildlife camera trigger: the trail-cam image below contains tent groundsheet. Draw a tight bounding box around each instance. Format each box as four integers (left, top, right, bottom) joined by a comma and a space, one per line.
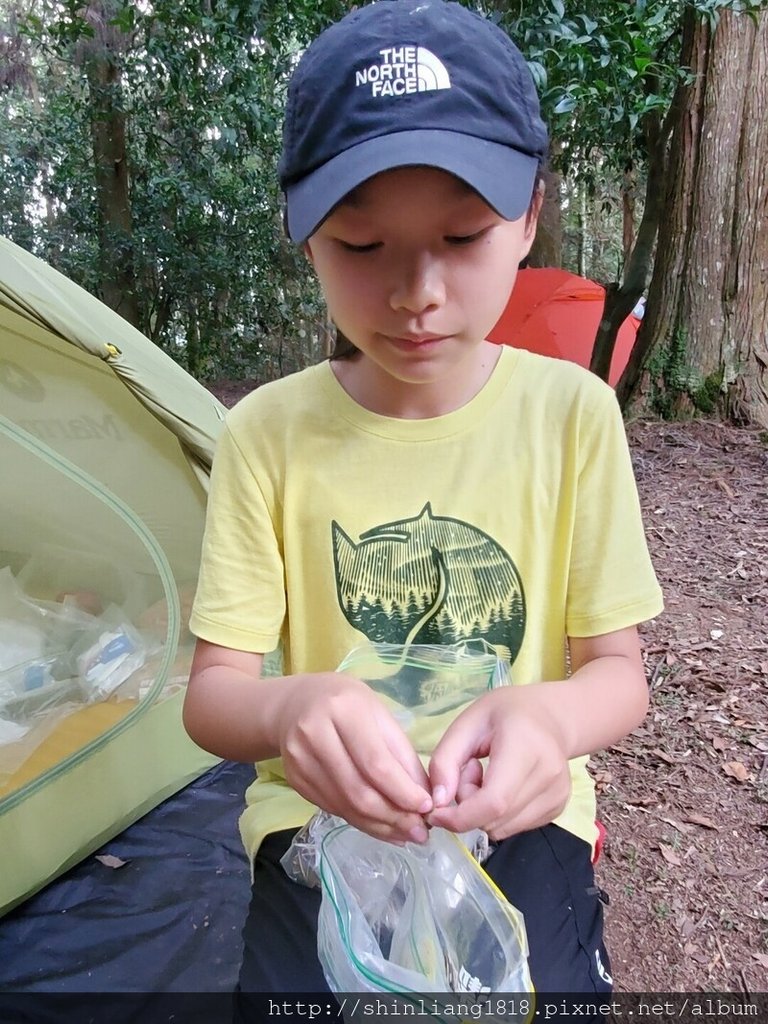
0, 761, 252, 990
0, 761, 256, 1023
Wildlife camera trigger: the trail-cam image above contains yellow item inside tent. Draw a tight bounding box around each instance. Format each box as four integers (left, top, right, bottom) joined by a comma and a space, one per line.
0, 236, 226, 915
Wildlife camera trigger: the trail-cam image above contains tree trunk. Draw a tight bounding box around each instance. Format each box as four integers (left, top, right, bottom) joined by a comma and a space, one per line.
527, 164, 562, 268
727, 10, 768, 425
590, 109, 670, 383
186, 302, 201, 377
622, 163, 636, 267
622, 6, 768, 426
577, 187, 587, 278
79, 2, 141, 329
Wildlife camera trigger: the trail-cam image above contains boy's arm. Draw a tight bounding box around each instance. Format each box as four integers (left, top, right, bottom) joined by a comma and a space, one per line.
183, 639, 433, 842
426, 625, 648, 839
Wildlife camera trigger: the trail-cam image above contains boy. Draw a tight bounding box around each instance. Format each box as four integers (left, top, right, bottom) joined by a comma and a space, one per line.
185, 0, 663, 996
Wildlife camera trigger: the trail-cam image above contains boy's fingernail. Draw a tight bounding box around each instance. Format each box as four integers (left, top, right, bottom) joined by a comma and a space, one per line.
409, 824, 429, 844
418, 795, 433, 814
433, 785, 447, 807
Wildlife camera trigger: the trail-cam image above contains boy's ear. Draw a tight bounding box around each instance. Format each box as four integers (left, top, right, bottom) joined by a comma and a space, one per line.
303, 240, 315, 266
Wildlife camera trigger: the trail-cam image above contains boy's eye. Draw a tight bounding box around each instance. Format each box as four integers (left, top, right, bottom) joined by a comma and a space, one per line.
444, 228, 488, 246
338, 240, 382, 253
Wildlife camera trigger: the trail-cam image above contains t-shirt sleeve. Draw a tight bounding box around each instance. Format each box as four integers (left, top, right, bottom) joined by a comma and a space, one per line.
565, 386, 664, 637
189, 418, 286, 653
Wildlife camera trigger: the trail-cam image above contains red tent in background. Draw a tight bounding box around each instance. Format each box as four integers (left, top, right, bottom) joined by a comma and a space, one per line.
487, 268, 641, 387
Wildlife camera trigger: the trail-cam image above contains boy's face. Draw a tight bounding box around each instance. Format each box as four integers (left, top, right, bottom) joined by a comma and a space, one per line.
305, 166, 540, 413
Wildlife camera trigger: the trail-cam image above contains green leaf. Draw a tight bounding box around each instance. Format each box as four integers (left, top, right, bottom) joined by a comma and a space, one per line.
110, 6, 136, 34
526, 60, 548, 89
553, 94, 578, 114
577, 14, 600, 35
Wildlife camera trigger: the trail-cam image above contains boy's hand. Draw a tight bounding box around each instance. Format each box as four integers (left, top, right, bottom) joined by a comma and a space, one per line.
427, 629, 648, 839
276, 672, 433, 844
426, 686, 572, 840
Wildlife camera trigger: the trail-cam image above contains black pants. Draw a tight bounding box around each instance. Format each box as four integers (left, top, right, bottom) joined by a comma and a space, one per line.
236, 823, 611, 995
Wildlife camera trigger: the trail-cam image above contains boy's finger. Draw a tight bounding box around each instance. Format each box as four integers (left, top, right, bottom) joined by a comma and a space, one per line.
294, 746, 428, 838
456, 758, 484, 803
378, 710, 431, 787
428, 753, 528, 832
427, 793, 489, 833
429, 708, 491, 808
428, 755, 483, 811
348, 714, 433, 814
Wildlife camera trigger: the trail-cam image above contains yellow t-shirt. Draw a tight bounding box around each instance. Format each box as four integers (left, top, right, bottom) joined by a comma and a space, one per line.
190, 347, 663, 859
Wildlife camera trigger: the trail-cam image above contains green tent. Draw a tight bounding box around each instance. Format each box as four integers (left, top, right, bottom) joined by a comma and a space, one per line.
0, 236, 226, 915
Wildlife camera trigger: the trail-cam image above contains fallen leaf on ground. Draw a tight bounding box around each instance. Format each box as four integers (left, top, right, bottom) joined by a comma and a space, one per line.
715, 478, 735, 499
683, 813, 721, 830
95, 854, 128, 869
719, 865, 762, 878
722, 761, 750, 782
652, 748, 679, 764
688, 948, 711, 965
661, 816, 690, 832
659, 842, 683, 866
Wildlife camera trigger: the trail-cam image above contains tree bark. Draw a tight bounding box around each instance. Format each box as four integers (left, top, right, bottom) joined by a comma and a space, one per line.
527, 164, 563, 268
622, 163, 636, 267
186, 302, 201, 377
577, 187, 587, 278
79, 1, 141, 329
621, 6, 768, 426
590, 108, 669, 383
727, 9, 768, 425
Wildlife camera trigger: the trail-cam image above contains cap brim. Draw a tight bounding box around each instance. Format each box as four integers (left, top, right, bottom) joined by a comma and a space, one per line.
284, 130, 539, 242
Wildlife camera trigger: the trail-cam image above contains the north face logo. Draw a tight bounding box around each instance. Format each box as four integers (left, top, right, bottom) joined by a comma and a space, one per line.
355, 46, 451, 97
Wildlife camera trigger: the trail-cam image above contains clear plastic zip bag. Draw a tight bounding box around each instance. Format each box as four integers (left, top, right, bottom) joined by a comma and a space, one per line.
316, 817, 532, 1018
281, 639, 506, 886
336, 639, 511, 758
280, 642, 532, 1016
282, 807, 490, 892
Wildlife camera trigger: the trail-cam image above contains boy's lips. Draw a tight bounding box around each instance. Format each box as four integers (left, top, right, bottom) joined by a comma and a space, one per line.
385, 333, 451, 349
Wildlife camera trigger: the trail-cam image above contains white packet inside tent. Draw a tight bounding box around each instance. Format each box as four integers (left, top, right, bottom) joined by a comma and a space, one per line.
74, 609, 147, 702
0, 717, 30, 747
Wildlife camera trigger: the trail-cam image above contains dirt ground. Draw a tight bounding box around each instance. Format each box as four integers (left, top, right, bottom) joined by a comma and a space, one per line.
210, 378, 768, 995
594, 418, 767, 996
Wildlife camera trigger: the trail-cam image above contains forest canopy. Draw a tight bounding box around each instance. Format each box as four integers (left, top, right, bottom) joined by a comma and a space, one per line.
1, 0, 766, 422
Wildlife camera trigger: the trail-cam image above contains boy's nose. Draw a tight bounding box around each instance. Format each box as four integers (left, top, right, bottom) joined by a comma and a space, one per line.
389, 254, 446, 314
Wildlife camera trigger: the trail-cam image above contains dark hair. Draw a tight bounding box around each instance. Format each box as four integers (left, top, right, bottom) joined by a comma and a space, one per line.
330, 327, 359, 360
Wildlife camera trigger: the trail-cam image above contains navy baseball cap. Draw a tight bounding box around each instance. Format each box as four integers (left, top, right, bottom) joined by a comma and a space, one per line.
279, 0, 549, 242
